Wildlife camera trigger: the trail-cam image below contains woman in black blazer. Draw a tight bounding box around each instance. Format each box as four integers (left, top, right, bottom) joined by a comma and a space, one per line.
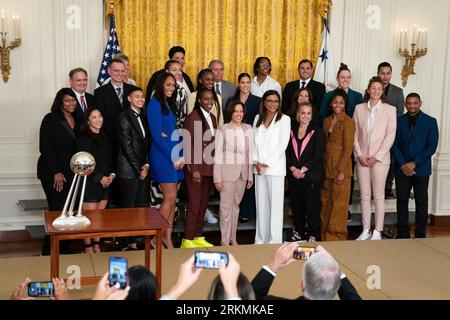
77, 108, 114, 253
286, 102, 325, 242
115, 87, 150, 250
37, 88, 80, 255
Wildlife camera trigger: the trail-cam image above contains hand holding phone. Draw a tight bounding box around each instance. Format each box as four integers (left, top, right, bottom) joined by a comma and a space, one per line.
109, 256, 128, 289
293, 246, 316, 260
27, 281, 54, 297
194, 251, 229, 269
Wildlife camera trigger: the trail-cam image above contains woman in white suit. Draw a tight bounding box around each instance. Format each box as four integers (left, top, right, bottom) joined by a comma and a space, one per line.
253, 90, 291, 244
353, 76, 397, 240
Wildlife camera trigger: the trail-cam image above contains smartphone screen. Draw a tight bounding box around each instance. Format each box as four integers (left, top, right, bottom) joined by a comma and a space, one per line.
109, 256, 128, 289
194, 251, 229, 269
27, 281, 54, 297
293, 247, 316, 260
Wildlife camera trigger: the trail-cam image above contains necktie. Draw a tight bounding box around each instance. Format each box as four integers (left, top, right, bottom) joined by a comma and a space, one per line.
80, 95, 87, 112
301, 81, 306, 89
116, 87, 123, 105
215, 83, 221, 96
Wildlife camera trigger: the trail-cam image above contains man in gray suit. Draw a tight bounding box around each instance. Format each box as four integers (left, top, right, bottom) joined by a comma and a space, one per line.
209, 59, 237, 118
378, 61, 405, 199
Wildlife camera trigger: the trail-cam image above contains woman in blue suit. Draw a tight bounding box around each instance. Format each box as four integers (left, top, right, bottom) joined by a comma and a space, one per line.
147, 73, 185, 248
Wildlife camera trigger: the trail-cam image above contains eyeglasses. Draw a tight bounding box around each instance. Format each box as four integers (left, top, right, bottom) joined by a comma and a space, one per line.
266, 99, 279, 104
259, 64, 271, 69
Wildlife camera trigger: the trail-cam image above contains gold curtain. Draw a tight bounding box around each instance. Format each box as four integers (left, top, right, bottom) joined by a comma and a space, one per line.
114, 0, 325, 91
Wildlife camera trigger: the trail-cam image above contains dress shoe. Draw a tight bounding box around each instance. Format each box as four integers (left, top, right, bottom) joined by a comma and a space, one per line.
370, 230, 382, 240
192, 237, 214, 247
356, 229, 372, 240
385, 190, 395, 199
180, 239, 198, 249
239, 217, 250, 223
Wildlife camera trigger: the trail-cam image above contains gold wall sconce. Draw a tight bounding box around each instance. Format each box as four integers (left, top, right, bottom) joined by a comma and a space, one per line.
1, 9, 21, 83
398, 25, 427, 87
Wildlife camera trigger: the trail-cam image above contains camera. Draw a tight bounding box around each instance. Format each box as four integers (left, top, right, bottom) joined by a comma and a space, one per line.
293, 246, 316, 260
194, 251, 229, 269
27, 281, 54, 297
109, 256, 128, 289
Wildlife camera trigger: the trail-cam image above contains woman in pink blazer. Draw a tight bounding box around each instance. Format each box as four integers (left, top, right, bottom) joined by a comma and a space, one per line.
353, 76, 397, 240
214, 101, 253, 246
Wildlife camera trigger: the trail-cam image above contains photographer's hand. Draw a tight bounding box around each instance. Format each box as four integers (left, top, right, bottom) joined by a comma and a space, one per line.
10, 278, 35, 300
219, 253, 240, 299
268, 243, 298, 273
52, 278, 70, 300
164, 255, 202, 300
92, 273, 130, 300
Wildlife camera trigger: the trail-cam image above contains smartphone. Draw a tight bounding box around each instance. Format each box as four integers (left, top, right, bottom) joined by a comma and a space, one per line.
109, 256, 128, 289
293, 246, 316, 260
194, 251, 229, 269
27, 281, 54, 297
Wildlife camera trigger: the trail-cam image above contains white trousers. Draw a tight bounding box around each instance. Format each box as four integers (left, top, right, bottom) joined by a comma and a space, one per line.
255, 175, 285, 244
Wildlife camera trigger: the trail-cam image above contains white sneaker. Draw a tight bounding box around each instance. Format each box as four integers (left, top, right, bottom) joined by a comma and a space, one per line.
370, 230, 382, 240
356, 229, 372, 240
204, 209, 218, 224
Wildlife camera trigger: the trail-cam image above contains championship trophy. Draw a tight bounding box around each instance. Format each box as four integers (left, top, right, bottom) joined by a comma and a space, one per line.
52, 152, 95, 229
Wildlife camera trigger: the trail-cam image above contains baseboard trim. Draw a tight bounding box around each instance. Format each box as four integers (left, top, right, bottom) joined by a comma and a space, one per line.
430, 215, 450, 226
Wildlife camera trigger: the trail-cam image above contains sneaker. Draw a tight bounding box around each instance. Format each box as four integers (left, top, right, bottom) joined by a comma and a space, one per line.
192, 237, 214, 247
180, 239, 198, 248
204, 209, 218, 224
308, 236, 317, 242
286, 231, 303, 242
356, 229, 372, 240
370, 230, 382, 240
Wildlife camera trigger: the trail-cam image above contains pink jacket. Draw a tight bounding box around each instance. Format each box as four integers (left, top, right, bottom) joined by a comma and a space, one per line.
353, 102, 397, 164
213, 123, 253, 183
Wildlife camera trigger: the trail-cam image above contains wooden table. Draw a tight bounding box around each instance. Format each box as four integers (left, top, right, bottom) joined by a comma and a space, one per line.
44, 207, 169, 298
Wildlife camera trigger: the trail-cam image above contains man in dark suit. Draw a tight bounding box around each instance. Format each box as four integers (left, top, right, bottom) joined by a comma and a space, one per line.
378, 61, 405, 199
94, 58, 138, 139
392, 93, 439, 239
69, 67, 95, 124
251, 243, 362, 300
145, 46, 194, 104
282, 59, 325, 119
209, 59, 236, 113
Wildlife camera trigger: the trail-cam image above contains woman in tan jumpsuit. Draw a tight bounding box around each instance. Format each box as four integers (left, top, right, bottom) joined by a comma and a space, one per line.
321, 89, 356, 241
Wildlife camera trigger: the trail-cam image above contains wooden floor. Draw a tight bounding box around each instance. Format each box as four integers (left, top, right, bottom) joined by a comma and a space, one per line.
1, 224, 450, 259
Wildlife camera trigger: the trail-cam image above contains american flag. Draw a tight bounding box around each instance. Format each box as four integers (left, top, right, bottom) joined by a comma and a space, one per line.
96, 13, 121, 88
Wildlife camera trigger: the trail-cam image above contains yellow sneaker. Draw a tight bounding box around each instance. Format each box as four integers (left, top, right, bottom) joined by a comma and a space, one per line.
180, 239, 197, 248
193, 237, 213, 247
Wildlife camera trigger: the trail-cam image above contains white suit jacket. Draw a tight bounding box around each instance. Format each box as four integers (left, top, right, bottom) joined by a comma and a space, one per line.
253, 114, 291, 176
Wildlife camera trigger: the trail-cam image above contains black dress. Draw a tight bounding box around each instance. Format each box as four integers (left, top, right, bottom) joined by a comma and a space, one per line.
76, 131, 113, 202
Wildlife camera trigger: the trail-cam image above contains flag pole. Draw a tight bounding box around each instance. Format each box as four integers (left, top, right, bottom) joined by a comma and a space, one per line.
104, 0, 115, 28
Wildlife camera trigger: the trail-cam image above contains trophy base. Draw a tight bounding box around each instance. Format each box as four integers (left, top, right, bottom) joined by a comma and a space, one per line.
52, 215, 91, 230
